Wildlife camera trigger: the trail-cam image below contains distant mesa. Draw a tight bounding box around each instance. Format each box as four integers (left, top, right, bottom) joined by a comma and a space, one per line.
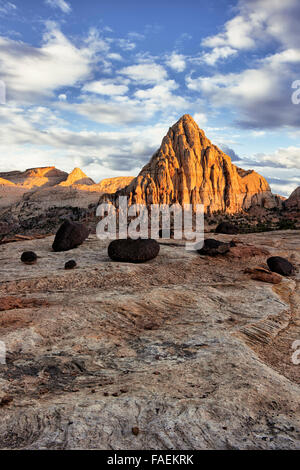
0, 166, 68, 189
100, 114, 281, 214
0, 177, 16, 186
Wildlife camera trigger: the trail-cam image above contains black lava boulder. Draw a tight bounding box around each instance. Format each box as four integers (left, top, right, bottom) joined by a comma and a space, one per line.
52, 220, 89, 252
198, 238, 231, 256
267, 256, 294, 276
215, 222, 239, 235
65, 260, 77, 270
108, 238, 160, 263
21, 251, 38, 265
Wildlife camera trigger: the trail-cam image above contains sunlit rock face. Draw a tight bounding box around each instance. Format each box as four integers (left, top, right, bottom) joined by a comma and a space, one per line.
100, 114, 278, 213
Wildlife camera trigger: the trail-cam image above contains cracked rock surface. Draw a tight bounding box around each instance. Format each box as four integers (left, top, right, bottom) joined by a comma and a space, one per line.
0, 231, 299, 449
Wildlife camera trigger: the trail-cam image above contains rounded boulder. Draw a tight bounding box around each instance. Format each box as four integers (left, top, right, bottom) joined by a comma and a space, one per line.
52, 220, 89, 252
21, 251, 37, 265
267, 256, 294, 276
198, 238, 230, 256
108, 238, 160, 263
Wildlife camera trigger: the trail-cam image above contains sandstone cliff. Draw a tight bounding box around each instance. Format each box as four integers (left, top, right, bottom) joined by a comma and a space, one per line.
100, 115, 278, 213
285, 187, 300, 211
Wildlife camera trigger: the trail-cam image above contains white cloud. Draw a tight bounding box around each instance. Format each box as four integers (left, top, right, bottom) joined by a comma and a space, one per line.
45, 0, 71, 14
200, 0, 300, 64
83, 79, 129, 96
193, 112, 207, 127
0, 1, 16, 16
166, 52, 186, 72
0, 104, 173, 179
117, 38, 136, 51
201, 46, 237, 66
0, 23, 109, 102
186, 44, 300, 129
253, 147, 300, 169
119, 62, 168, 85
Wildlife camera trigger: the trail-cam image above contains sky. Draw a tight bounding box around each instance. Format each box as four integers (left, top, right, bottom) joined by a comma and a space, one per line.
0, 0, 299, 196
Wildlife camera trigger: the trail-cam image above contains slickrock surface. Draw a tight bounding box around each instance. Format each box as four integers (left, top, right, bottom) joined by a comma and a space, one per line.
101, 115, 282, 213
0, 230, 299, 449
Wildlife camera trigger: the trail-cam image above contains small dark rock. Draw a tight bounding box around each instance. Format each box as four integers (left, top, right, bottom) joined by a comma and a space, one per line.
215, 222, 239, 235
108, 238, 160, 263
21, 251, 37, 265
198, 239, 230, 256
52, 220, 89, 252
132, 427, 140, 436
267, 256, 295, 276
0, 395, 13, 407
65, 260, 77, 270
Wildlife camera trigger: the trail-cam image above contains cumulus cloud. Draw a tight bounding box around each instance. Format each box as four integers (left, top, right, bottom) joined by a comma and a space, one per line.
83, 79, 129, 96
45, 0, 71, 14
186, 48, 300, 129
201, 46, 237, 66
251, 147, 300, 169
166, 52, 186, 72
193, 112, 207, 127
0, 104, 172, 179
202, 0, 300, 56
0, 24, 107, 102
119, 62, 168, 85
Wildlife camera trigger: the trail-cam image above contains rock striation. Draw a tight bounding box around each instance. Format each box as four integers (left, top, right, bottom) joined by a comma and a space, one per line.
100, 115, 279, 213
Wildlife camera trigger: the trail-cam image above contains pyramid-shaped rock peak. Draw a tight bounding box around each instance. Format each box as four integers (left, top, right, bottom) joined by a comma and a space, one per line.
101, 114, 278, 213
59, 168, 95, 186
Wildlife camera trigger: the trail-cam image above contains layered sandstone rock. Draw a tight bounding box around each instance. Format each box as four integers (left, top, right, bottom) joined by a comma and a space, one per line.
100, 115, 278, 213
285, 187, 300, 211
96, 176, 135, 194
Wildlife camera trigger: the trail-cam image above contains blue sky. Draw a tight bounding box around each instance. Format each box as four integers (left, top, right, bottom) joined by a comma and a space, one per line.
0, 0, 299, 196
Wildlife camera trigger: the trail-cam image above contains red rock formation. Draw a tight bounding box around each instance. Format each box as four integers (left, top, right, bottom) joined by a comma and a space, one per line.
285, 187, 300, 211
100, 114, 277, 213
